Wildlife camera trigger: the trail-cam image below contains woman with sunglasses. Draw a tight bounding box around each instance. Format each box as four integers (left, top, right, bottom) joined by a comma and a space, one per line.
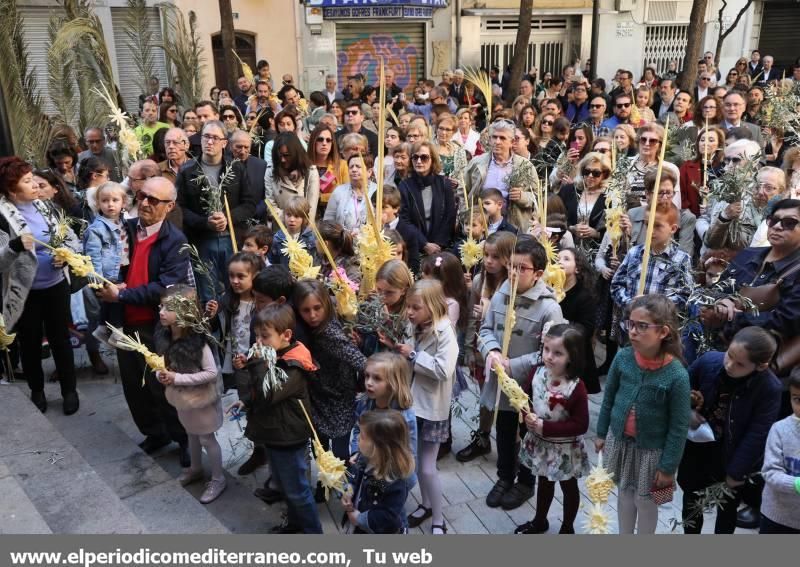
159, 102, 181, 128
219, 105, 243, 135
0, 157, 83, 415
398, 141, 456, 258
433, 115, 468, 199
679, 126, 726, 217
559, 152, 611, 254
536, 116, 571, 180
307, 124, 348, 210
627, 122, 665, 204
532, 112, 556, 154
724, 69, 739, 90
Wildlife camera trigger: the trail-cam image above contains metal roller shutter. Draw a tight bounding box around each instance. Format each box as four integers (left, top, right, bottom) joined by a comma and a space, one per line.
110, 6, 169, 112
19, 6, 55, 113
335, 23, 425, 91
758, 2, 800, 70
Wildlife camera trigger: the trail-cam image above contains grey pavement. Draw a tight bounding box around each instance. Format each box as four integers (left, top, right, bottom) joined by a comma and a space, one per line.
0, 343, 755, 534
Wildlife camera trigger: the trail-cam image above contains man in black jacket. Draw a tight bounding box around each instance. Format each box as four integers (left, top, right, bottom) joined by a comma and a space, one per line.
176, 120, 256, 301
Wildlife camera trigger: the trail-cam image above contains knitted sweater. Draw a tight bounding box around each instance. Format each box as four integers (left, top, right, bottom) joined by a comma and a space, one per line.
596, 347, 691, 473
761, 415, 800, 529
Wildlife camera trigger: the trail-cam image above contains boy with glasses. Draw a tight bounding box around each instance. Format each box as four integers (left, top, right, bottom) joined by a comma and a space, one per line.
479, 238, 564, 511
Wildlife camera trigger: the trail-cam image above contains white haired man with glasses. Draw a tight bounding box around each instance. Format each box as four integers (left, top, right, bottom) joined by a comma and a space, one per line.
464, 120, 537, 231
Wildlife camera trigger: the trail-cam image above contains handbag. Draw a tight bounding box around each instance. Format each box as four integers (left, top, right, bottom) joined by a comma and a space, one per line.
65, 268, 89, 294
737, 260, 800, 377
165, 380, 219, 411
650, 482, 675, 505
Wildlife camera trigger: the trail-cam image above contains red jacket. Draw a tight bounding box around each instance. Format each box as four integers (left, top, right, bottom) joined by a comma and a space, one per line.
679, 159, 702, 216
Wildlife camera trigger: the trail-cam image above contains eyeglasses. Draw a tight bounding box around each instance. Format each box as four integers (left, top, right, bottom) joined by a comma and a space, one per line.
511, 264, 535, 273
411, 154, 431, 163
615, 102, 631, 109
135, 191, 172, 205
647, 190, 675, 198
625, 319, 665, 333
767, 216, 800, 231
582, 169, 604, 178
589, 104, 605, 109
201, 134, 226, 143
222, 114, 237, 120
542, 120, 554, 126
757, 183, 779, 193
639, 137, 660, 145
700, 77, 711, 81
723, 156, 742, 164
438, 127, 454, 133
168, 108, 178, 113
316, 137, 332, 143
702, 105, 717, 111
247, 115, 257, 120
345, 110, 360, 116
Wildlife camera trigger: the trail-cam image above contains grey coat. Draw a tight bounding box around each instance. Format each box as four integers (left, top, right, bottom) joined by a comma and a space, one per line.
0, 197, 81, 330
478, 278, 564, 411
464, 153, 538, 232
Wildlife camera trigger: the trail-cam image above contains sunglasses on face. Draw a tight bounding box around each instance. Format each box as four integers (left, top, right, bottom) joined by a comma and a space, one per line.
316, 137, 332, 143
640, 137, 660, 145
589, 104, 605, 109
767, 216, 800, 231
724, 156, 742, 164
542, 120, 554, 126
411, 154, 431, 163
223, 114, 237, 120
616, 102, 631, 109
135, 192, 172, 205
345, 110, 360, 116
583, 169, 604, 178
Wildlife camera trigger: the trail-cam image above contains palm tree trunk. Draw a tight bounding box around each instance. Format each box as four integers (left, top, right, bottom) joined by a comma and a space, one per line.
218, 0, 238, 91
505, 0, 533, 103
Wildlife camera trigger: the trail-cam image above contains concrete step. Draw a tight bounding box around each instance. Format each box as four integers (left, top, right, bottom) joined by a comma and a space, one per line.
39, 381, 231, 534
0, 384, 145, 534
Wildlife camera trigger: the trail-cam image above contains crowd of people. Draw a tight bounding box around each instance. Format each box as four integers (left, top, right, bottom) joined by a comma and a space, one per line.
1, 48, 800, 536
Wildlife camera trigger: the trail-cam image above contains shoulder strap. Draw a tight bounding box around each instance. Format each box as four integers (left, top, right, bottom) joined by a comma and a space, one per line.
775, 259, 800, 285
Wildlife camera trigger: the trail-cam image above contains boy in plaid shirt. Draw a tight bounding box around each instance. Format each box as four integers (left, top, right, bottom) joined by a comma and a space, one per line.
611, 201, 693, 310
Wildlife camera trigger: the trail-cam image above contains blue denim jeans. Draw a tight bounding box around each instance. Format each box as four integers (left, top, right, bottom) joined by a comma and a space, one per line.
267, 445, 323, 534
196, 234, 234, 303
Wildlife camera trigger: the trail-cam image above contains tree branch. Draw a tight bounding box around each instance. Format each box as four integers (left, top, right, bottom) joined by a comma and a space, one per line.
720, 0, 754, 42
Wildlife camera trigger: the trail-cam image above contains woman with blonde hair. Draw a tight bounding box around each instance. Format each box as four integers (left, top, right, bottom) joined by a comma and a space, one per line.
532, 112, 556, 153
453, 107, 481, 156
613, 124, 637, 157
434, 115, 468, 205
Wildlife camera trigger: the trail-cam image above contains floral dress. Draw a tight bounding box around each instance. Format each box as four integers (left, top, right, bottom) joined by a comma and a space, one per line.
519, 367, 590, 481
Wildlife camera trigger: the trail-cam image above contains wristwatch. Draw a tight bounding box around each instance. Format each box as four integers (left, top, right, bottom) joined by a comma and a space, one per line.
407, 350, 417, 362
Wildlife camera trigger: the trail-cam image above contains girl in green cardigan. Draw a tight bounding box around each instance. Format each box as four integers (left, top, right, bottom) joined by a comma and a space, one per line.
595, 295, 691, 534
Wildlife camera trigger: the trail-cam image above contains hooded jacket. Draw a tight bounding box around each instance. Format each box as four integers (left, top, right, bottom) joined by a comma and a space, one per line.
244, 340, 317, 448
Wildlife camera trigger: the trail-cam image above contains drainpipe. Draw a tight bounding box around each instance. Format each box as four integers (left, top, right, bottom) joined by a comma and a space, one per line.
455, 0, 462, 67
295, 1, 305, 92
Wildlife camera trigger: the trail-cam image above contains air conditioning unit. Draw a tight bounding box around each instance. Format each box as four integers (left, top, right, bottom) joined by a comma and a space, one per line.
617, 0, 636, 12
646, 0, 693, 23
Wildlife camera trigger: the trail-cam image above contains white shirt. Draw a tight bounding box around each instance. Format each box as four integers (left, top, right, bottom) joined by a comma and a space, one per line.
484, 155, 514, 199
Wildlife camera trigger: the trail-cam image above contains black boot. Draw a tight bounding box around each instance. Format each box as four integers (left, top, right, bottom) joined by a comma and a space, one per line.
456, 430, 491, 462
